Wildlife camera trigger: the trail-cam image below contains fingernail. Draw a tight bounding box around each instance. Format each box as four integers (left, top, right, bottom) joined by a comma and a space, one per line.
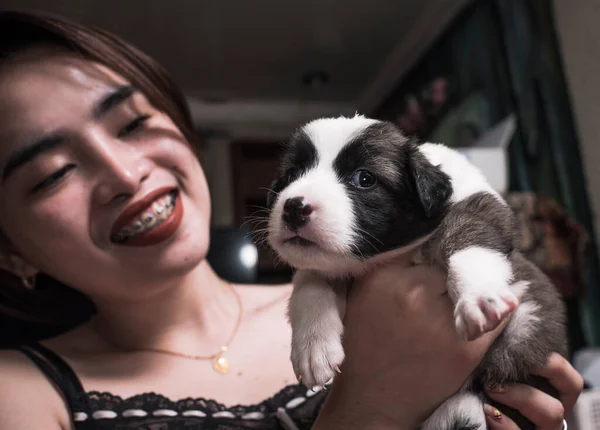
484, 404, 502, 421
487, 382, 506, 393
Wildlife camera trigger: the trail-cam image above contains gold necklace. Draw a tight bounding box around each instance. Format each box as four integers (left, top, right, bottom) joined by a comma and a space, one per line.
130, 282, 244, 375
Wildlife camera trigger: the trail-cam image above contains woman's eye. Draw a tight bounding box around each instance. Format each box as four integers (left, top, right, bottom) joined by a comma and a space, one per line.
118, 114, 151, 138
31, 164, 76, 194
350, 169, 377, 189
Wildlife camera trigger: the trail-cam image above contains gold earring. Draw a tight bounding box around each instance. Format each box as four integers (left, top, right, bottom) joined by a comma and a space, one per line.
21, 274, 36, 290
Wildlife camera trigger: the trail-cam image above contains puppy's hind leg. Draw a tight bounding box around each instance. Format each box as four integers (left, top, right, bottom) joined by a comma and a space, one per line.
420, 391, 486, 430
288, 270, 347, 390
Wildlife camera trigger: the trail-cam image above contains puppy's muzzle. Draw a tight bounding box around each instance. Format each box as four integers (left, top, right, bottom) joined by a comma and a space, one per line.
283, 196, 313, 231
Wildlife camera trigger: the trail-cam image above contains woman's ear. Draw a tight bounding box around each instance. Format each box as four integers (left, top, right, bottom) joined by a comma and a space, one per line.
0, 230, 39, 280
0, 252, 39, 288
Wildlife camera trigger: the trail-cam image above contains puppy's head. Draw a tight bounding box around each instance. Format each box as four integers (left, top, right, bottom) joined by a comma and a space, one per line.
267, 115, 452, 276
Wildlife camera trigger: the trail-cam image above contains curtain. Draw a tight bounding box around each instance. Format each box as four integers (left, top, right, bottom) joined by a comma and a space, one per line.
494, 0, 600, 348
374, 0, 600, 351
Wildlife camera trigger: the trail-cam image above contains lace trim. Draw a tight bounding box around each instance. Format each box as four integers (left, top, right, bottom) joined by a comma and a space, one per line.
77, 383, 326, 416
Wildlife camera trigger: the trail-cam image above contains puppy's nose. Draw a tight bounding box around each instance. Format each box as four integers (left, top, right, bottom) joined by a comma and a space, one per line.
283, 197, 313, 230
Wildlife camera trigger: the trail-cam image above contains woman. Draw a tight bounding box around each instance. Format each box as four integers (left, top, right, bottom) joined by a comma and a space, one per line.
0, 10, 583, 430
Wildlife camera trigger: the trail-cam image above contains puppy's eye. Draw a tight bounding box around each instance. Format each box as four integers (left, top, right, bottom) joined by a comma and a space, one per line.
351, 170, 377, 188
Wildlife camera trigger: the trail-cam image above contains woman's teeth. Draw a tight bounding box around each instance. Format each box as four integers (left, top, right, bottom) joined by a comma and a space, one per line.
112, 192, 177, 243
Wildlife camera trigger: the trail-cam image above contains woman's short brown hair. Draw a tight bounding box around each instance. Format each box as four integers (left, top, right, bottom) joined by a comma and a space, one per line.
0, 10, 200, 334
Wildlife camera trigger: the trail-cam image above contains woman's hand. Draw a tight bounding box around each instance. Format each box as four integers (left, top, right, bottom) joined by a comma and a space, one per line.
314, 258, 509, 429
484, 353, 584, 429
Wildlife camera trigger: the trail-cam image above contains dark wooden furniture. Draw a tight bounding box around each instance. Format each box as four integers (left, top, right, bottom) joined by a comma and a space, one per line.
230, 141, 293, 283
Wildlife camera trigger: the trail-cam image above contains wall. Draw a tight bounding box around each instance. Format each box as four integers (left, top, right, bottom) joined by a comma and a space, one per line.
202, 136, 236, 227
552, 0, 600, 251
552, 0, 600, 345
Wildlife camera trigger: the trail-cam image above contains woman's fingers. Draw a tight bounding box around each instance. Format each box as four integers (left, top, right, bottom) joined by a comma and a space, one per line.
535, 353, 585, 413
484, 404, 520, 429
486, 383, 566, 430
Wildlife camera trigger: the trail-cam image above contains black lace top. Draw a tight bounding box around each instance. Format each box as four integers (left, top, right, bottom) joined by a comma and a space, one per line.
16, 342, 329, 429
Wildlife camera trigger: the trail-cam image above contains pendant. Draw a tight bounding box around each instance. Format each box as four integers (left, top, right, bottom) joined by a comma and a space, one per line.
213, 356, 230, 374
212, 346, 230, 374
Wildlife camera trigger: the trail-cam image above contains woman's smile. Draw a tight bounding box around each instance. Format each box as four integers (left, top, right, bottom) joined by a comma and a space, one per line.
110, 187, 183, 246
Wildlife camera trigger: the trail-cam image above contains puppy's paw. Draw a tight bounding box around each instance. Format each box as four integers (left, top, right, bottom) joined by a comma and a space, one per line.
420, 392, 486, 430
454, 289, 519, 341
448, 247, 520, 341
291, 332, 344, 390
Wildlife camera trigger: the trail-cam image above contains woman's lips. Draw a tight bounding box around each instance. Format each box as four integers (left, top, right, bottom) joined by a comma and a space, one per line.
118, 192, 184, 247
111, 186, 176, 237
110, 187, 184, 247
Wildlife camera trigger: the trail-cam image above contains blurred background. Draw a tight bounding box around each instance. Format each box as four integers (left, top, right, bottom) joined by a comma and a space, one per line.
2, 0, 600, 426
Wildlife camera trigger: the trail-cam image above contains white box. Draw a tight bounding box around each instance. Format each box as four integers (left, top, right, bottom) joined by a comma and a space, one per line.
455, 114, 516, 194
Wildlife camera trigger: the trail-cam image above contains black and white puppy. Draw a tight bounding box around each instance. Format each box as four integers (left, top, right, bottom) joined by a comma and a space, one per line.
266, 115, 567, 430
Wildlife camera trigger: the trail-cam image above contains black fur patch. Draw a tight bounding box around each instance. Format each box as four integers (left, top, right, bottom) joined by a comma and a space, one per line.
267, 130, 318, 209
410, 150, 453, 218
332, 122, 452, 258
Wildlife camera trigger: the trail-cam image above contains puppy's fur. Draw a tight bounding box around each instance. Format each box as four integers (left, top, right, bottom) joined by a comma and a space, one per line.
266, 115, 567, 430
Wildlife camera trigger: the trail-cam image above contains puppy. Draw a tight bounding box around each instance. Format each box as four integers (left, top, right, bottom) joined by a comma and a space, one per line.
266, 115, 567, 430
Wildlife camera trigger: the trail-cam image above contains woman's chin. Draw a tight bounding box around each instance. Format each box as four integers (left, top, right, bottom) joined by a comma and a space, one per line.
110, 246, 209, 294
112, 213, 210, 278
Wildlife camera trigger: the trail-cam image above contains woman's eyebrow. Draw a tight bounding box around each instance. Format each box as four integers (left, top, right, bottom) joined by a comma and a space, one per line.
1, 85, 137, 183
92, 84, 136, 119
2, 135, 64, 182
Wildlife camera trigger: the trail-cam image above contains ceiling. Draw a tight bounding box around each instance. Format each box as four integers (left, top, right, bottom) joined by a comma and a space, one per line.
0, 0, 470, 137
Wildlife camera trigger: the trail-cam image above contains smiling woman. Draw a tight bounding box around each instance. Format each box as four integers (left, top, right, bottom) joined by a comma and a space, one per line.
0, 12, 198, 324
0, 9, 583, 430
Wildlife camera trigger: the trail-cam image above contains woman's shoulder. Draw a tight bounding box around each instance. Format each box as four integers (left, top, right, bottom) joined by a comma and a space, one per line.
0, 348, 55, 394
0, 349, 69, 429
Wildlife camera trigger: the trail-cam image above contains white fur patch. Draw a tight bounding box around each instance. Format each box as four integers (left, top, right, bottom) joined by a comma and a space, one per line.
449, 246, 519, 340
267, 167, 362, 276
420, 391, 486, 430
418, 143, 505, 205
288, 270, 346, 389
448, 246, 513, 298
302, 114, 379, 159
505, 295, 541, 347
509, 279, 531, 299
270, 168, 355, 252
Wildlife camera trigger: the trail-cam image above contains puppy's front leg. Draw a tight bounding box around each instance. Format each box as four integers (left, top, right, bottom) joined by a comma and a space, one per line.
288, 269, 347, 390
447, 246, 521, 341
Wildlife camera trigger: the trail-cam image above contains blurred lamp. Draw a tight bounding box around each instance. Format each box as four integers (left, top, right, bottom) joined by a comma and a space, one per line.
206, 226, 258, 284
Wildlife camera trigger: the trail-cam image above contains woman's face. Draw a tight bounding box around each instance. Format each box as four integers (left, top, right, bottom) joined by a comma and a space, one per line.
0, 46, 211, 300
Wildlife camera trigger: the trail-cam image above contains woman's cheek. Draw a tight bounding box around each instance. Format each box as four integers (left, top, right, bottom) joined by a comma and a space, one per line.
30, 186, 91, 239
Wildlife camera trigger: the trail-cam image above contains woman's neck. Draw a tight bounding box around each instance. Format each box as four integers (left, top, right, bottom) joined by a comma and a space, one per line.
89, 260, 242, 356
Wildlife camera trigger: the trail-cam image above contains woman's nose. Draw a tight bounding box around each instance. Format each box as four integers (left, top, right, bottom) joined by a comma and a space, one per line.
91, 137, 152, 205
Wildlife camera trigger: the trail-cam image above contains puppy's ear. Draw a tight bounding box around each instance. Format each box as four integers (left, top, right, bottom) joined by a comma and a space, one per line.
409, 151, 452, 218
